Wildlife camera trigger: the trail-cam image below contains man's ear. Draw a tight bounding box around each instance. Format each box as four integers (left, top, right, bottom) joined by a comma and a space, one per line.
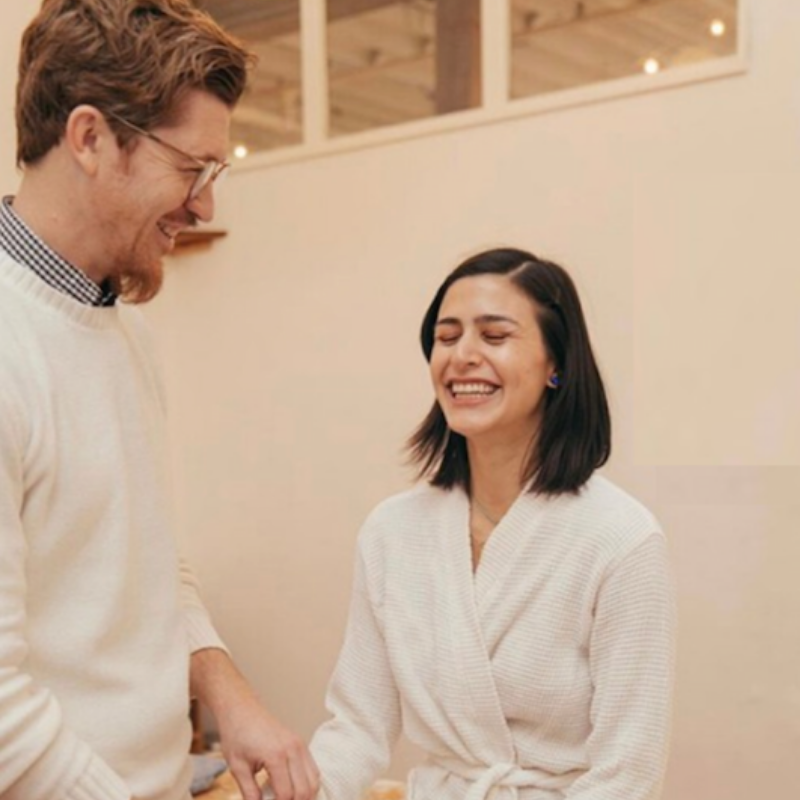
64, 105, 116, 176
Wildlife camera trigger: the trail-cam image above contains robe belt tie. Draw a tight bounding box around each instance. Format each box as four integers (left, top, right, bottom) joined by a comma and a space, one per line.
432, 757, 579, 800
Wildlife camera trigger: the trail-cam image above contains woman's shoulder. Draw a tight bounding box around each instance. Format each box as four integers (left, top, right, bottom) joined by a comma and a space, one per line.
362, 482, 449, 531
547, 473, 664, 556
582, 474, 659, 525
355, 483, 455, 558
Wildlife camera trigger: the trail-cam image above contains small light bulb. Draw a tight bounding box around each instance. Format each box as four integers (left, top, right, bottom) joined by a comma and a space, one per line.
233, 145, 249, 159
710, 19, 726, 37
643, 58, 660, 75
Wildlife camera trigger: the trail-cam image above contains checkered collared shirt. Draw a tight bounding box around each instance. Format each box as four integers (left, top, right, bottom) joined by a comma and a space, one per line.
0, 195, 117, 306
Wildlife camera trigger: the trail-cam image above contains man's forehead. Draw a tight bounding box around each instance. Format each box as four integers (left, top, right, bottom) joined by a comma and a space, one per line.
157, 90, 232, 159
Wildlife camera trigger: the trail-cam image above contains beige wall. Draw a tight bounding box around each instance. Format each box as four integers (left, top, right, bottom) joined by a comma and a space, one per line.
146, 0, 800, 790
3, 1, 799, 798
0, 2, 36, 193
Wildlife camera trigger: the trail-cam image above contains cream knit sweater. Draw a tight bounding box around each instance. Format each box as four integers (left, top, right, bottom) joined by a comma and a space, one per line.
311, 476, 676, 800
0, 252, 225, 800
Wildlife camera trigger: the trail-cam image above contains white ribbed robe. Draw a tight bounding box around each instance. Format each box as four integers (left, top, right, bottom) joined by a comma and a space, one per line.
310, 476, 675, 800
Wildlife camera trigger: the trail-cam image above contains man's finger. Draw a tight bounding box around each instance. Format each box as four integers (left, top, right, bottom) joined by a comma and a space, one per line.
262, 757, 294, 800
286, 751, 315, 800
229, 759, 267, 800
304, 755, 321, 798
303, 750, 319, 800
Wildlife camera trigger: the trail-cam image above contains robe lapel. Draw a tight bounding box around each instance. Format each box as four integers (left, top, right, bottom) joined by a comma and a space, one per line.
444, 490, 516, 762
473, 491, 549, 610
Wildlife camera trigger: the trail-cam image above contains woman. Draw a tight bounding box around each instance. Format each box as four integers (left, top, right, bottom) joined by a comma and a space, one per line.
308, 248, 675, 800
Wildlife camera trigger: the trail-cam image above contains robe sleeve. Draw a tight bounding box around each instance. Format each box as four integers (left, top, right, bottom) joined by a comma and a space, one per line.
565, 532, 676, 800
310, 534, 403, 800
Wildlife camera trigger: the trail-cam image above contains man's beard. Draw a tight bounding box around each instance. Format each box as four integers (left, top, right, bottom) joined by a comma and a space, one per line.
107, 258, 165, 304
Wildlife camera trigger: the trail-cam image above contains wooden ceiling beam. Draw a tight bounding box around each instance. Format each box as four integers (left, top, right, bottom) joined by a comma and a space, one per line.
198, 0, 402, 41
435, 0, 481, 114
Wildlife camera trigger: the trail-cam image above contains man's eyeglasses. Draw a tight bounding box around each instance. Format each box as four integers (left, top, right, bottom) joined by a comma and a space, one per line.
105, 111, 229, 202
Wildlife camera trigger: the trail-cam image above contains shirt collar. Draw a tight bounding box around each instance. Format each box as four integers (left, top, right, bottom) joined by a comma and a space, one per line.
0, 196, 117, 307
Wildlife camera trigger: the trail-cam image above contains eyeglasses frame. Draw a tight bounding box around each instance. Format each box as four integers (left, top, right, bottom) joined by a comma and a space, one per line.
105, 110, 229, 202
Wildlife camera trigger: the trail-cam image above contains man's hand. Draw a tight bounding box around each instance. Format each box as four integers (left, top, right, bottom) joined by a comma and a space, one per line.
219, 698, 319, 800
190, 649, 320, 800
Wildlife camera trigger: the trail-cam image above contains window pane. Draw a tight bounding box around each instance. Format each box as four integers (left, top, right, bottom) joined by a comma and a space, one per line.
327, 0, 481, 137
198, 0, 303, 156
510, 0, 739, 100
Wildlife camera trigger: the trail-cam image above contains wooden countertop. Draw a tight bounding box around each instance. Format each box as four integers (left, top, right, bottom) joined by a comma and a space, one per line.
196, 770, 243, 800
197, 771, 405, 800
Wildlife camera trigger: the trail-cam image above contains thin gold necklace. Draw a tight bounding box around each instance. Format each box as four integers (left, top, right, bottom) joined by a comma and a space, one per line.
472, 497, 500, 527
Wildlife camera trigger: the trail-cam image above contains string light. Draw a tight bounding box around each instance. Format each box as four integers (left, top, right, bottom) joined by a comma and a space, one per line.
233, 145, 249, 159
710, 19, 726, 37
643, 58, 660, 75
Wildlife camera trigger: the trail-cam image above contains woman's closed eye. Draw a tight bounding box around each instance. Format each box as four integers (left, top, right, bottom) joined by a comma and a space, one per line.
483, 332, 510, 344
435, 333, 460, 346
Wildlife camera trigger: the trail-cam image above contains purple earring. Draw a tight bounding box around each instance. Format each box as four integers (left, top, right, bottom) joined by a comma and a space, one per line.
548, 373, 561, 389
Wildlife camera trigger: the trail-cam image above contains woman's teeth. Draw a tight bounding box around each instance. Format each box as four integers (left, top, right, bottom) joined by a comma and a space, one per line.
450, 382, 497, 396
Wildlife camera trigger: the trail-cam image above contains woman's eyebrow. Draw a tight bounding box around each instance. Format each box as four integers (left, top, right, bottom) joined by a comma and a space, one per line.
436, 314, 520, 327
475, 314, 519, 326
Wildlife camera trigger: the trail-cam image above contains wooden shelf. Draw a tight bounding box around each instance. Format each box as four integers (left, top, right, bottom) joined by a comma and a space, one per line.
173, 228, 228, 251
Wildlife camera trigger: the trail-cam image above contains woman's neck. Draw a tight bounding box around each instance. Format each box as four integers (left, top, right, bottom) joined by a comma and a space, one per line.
467, 432, 535, 514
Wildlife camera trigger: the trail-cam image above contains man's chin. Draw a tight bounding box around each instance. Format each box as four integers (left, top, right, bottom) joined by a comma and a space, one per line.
114, 261, 165, 305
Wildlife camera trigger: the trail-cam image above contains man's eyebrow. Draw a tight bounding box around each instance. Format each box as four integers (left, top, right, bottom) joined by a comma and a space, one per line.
165, 140, 224, 164
180, 149, 221, 164
198, 151, 226, 163
435, 314, 520, 326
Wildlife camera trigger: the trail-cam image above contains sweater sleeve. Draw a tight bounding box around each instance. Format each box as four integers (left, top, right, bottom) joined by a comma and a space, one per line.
178, 559, 229, 655
309, 535, 403, 800
0, 390, 130, 800
564, 532, 677, 800
124, 307, 228, 657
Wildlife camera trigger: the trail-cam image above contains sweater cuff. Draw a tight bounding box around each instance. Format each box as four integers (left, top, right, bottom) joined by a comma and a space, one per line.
184, 606, 230, 656
6, 729, 129, 800
64, 753, 130, 800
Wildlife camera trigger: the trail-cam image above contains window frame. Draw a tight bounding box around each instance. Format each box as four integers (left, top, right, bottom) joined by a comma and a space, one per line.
231, 0, 749, 173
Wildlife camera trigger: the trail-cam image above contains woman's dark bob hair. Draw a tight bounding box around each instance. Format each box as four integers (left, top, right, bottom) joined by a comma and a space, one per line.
407, 247, 611, 496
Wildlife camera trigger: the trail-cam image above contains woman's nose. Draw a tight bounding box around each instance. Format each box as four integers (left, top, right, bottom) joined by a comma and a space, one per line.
453, 333, 480, 367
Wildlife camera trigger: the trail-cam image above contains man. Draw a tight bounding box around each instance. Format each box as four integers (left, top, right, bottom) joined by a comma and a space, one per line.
0, 2, 318, 799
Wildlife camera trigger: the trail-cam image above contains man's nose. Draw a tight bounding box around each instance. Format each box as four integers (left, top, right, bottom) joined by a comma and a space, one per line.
187, 182, 215, 223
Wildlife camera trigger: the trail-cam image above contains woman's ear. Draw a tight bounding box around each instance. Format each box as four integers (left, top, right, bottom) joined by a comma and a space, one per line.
64, 104, 114, 176
546, 372, 561, 390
